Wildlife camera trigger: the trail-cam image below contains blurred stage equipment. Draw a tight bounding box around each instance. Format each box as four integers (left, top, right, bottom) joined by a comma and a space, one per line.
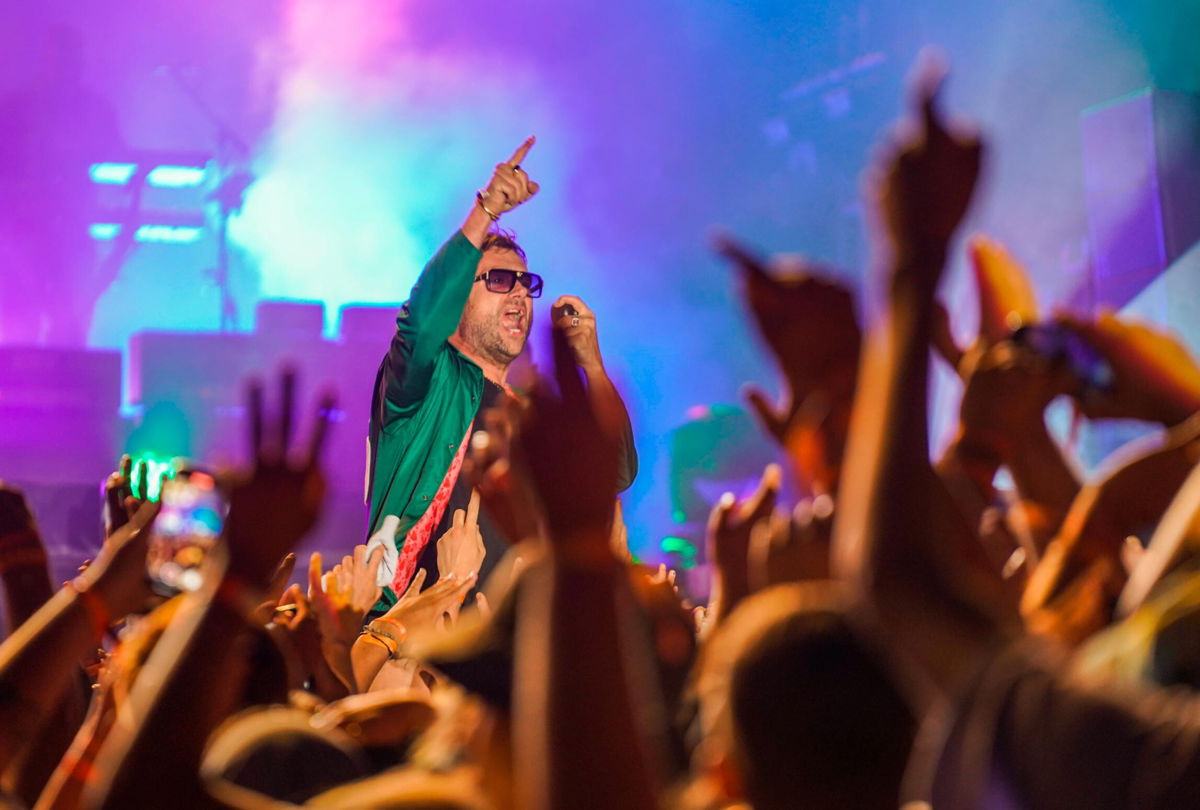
89, 149, 212, 245
125, 300, 400, 552
0, 346, 121, 485
1080, 88, 1200, 311
164, 64, 256, 332
1076, 88, 1200, 465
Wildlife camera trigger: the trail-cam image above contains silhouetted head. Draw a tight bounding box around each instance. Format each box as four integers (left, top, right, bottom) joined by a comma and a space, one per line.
698, 583, 915, 810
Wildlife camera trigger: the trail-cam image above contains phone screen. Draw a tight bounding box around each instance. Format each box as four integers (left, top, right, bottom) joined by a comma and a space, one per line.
1011, 323, 1114, 399
147, 472, 225, 594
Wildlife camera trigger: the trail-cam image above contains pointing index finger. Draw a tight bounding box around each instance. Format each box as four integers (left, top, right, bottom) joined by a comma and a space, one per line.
466, 488, 481, 527
507, 136, 536, 167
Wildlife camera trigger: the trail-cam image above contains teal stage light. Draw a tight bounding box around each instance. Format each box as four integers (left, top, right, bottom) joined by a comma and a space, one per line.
89, 223, 122, 240
147, 165, 208, 188
133, 224, 205, 244
89, 162, 137, 185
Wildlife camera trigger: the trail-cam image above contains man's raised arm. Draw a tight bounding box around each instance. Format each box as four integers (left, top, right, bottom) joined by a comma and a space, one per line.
381, 137, 540, 414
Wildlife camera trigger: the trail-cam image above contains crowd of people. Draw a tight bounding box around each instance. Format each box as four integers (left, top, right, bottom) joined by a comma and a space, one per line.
4, 54, 1200, 809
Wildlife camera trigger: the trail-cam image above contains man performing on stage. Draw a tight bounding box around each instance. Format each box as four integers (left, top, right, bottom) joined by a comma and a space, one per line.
366, 137, 637, 606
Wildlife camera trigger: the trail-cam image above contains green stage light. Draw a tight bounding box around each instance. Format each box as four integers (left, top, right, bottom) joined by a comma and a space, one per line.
660, 536, 697, 557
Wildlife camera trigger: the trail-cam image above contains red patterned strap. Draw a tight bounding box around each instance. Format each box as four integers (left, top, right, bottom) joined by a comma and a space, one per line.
391, 424, 473, 593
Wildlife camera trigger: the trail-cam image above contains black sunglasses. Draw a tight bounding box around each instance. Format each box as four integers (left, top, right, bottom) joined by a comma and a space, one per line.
473, 268, 543, 298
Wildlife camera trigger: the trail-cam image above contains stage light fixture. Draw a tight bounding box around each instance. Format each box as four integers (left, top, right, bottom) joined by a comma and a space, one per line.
89, 223, 122, 240
89, 162, 138, 185
125, 456, 177, 501
134, 224, 205, 244
147, 165, 208, 188
660, 536, 697, 557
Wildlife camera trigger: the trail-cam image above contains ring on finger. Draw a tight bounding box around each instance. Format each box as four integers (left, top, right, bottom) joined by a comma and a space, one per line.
512, 164, 522, 174
571, 316, 580, 328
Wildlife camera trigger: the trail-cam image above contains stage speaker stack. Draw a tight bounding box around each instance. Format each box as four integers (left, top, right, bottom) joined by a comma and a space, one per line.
0, 347, 119, 573
0, 346, 121, 485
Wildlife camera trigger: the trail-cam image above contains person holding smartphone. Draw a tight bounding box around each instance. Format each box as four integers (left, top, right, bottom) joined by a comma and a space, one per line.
365, 137, 637, 610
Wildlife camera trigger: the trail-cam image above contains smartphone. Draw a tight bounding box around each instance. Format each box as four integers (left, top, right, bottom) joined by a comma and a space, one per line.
146, 470, 225, 595
1010, 322, 1115, 400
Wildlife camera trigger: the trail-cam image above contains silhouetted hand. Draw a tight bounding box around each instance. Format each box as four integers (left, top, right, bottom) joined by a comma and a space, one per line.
1022, 416, 1200, 631
250, 552, 297, 624
102, 456, 145, 537
957, 340, 1074, 458
748, 498, 834, 591
80, 499, 162, 621
308, 552, 369, 650
869, 52, 983, 286
222, 370, 335, 586
706, 464, 781, 626
514, 328, 623, 560
464, 397, 544, 546
715, 234, 861, 450
1060, 312, 1200, 426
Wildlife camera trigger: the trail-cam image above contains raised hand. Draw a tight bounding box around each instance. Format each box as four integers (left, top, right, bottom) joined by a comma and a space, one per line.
957, 340, 1074, 458
868, 52, 983, 286
307, 548, 383, 647
513, 328, 623, 559
478, 136, 540, 217
551, 294, 605, 374
436, 489, 486, 583
81, 498, 162, 622
348, 544, 385, 614
222, 370, 335, 586
272, 581, 351, 700
463, 397, 544, 545
705, 464, 782, 627
380, 569, 477, 641
715, 235, 861, 445
1022, 414, 1200, 631
969, 235, 1039, 345
1059, 312, 1200, 426
102, 456, 141, 536
306, 552, 365, 688
249, 552, 296, 624
748, 499, 834, 591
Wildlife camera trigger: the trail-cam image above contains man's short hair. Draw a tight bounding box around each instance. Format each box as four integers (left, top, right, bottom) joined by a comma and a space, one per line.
480, 228, 526, 263
701, 583, 915, 810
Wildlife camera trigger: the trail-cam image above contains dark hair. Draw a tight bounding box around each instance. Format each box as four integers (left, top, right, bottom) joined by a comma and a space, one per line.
480, 228, 527, 263
706, 584, 915, 810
